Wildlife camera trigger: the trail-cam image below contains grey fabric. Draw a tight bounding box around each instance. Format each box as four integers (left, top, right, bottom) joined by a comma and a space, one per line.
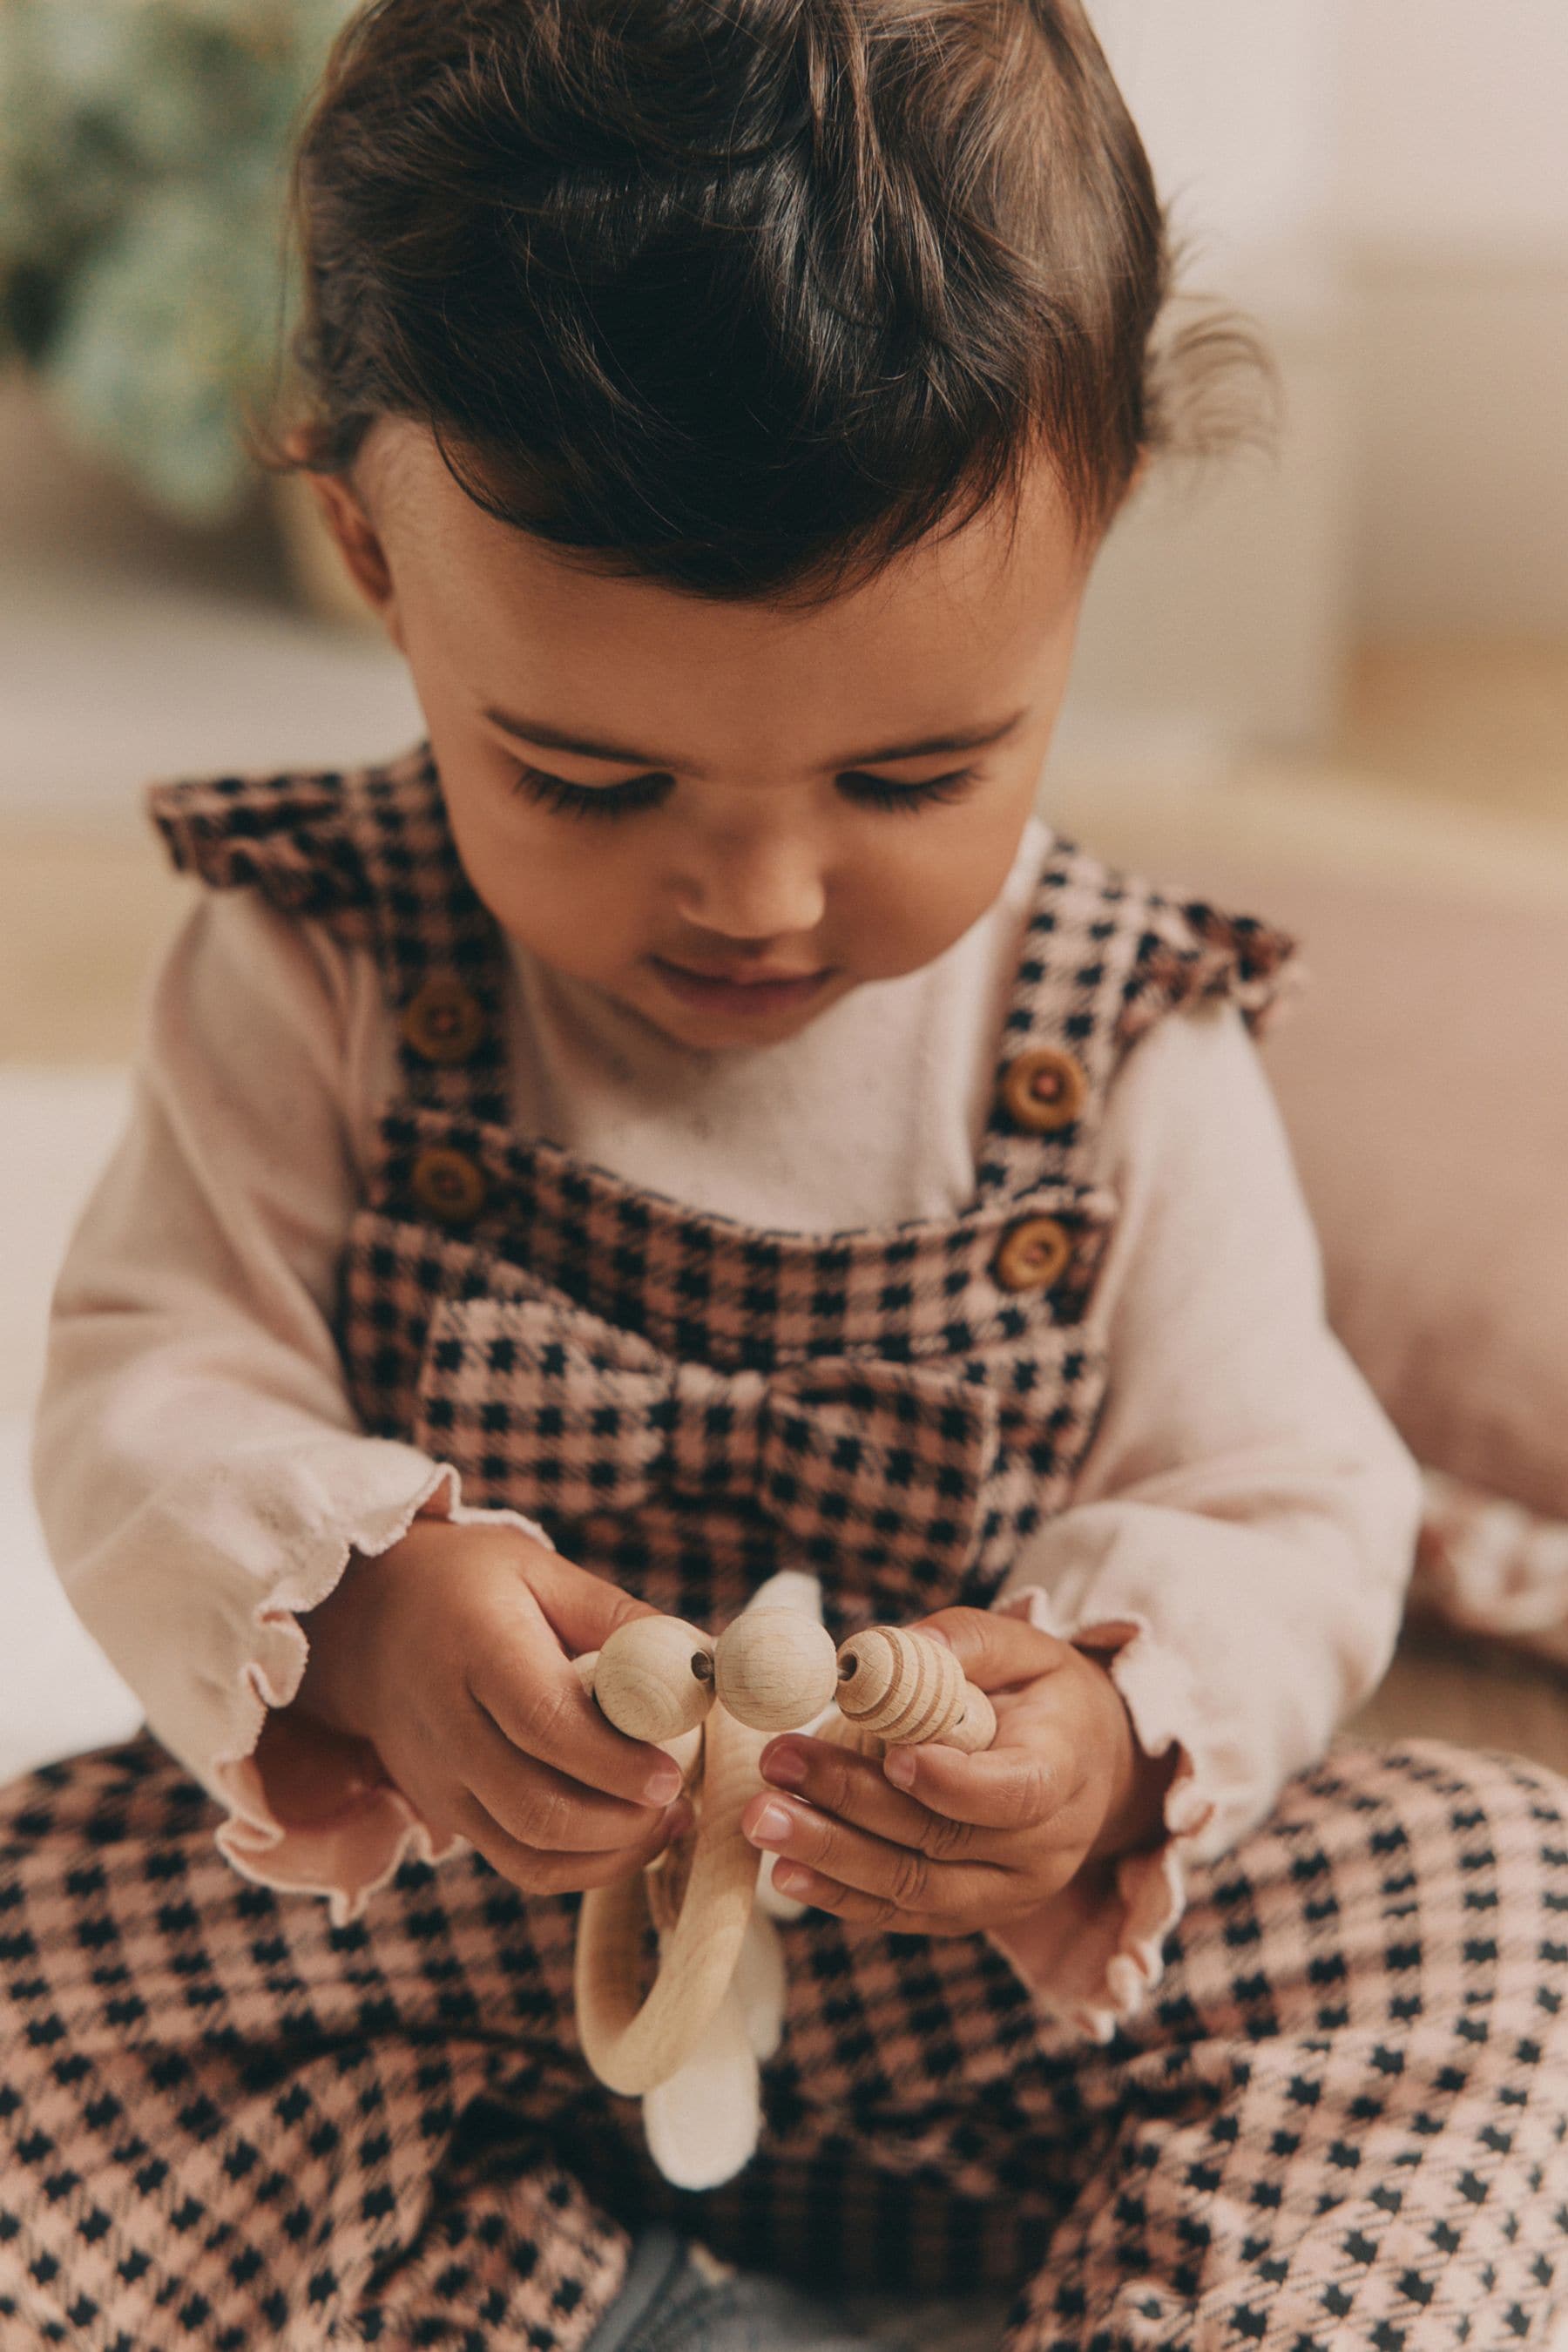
582, 2227, 902, 2352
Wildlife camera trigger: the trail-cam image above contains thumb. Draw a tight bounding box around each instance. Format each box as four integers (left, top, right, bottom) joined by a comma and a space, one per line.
911, 1605, 1072, 1693
526, 1546, 666, 1659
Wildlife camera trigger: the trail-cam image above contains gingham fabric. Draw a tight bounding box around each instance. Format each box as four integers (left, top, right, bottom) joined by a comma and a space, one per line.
2, 741, 1564, 2349
3, 1733, 1565, 2348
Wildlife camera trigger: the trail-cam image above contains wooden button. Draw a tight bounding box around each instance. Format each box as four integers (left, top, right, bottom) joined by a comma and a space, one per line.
1000, 1046, 1087, 1134
401, 976, 486, 1064
993, 1215, 1071, 1294
411, 1146, 488, 1226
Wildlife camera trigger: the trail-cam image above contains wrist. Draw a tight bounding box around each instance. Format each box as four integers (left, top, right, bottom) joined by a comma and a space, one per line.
1076, 1642, 1179, 1864
290, 1544, 388, 1740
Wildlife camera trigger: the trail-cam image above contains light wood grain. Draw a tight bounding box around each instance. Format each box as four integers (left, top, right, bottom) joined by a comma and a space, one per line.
575, 1692, 768, 2099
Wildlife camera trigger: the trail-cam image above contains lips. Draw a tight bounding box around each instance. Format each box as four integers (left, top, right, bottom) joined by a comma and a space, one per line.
664, 961, 823, 986
651, 956, 833, 1012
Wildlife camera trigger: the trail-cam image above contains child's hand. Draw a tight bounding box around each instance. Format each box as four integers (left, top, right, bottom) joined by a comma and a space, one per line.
264, 1518, 693, 1896
739, 1605, 1176, 1936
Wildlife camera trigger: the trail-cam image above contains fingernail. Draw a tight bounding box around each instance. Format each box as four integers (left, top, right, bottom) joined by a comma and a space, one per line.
764, 1743, 807, 1789
748, 1802, 793, 1846
883, 1748, 916, 1788
645, 1766, 682, 1804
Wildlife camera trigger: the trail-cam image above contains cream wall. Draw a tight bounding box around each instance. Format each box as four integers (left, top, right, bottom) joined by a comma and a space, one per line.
1069, 0, 1347, 755
1336, 0, 1568, 247
1066, 0, 1568, 760
1336, 0, 1568, 639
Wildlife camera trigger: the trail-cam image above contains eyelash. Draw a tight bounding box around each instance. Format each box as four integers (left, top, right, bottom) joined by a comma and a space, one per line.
506, 764, 979, 821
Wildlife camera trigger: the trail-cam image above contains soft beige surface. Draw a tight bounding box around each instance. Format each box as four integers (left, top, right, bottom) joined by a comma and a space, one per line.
1159, 860, 1566, 1524
0, 825, 193, 1061
1347, 1622, 1568, 1773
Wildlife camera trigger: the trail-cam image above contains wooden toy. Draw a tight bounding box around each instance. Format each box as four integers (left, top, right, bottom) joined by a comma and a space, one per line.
712, 1600, 840, 1728
835, 1624, 997, 1752
572, 1590, 997, 2142
591, 1615, 715, 1742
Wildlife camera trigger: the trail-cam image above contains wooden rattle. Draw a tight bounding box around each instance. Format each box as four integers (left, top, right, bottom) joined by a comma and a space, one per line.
834, 1625, 997, 1753
573, 1606, 996, 2099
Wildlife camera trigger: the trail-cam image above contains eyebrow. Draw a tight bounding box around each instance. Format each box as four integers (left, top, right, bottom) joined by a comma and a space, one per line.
481, 703, 1031, 774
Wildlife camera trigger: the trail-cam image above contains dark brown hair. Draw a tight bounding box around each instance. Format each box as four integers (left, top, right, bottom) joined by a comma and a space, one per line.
260, 0, 1268, 603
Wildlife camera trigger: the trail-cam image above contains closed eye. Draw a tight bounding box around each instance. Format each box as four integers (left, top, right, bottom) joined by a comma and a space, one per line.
506, 762, 980, 821
508, 765, 672, 820
838, 767, 978, 812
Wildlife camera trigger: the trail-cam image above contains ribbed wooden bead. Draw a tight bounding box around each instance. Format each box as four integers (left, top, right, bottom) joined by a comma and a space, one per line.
593, 1618, 715, 1742
835, 1627, 971, 1745
712, 1609, 840, 1731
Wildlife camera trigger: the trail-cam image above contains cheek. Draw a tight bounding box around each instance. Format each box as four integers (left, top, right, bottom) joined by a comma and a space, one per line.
845, 800, 1032, 970
439, 772, 650, 968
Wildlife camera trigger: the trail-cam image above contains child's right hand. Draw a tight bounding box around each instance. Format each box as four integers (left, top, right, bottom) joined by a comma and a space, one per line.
275, 1517, 693, 1895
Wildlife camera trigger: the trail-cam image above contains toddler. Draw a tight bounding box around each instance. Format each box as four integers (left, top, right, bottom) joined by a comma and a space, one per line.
7, 0, 1568, 2346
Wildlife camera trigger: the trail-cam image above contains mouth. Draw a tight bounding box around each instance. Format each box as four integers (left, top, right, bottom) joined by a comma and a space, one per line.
651, 957, 833, 1015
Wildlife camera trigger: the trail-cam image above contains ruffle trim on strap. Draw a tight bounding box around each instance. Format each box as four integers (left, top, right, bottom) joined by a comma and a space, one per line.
147, 766, 374, 926
1116, 897, 1302, 1052
983, 1585, 1218, 2044
211, 1463, 556, 1929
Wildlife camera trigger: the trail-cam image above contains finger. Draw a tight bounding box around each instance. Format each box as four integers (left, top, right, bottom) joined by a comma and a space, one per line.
454, 1787, 691, 1897
741, 1785, 1011, 1923
523, 1548, 661, 1666
469, 1606, 684, 1808
914, 1605, 1075, 1693
765, 1862, 970, 1938
464, 1707, 685, 1853
757, 1734, 996, 1867
876, 1723, 1085, 1833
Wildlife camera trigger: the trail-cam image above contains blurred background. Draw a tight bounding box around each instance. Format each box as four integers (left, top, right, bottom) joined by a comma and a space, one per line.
0, 0, 1565, 1781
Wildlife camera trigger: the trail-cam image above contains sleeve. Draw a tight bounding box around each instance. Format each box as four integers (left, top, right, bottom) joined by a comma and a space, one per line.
982, 998, 1424, 2041
30, 888, 552, 1923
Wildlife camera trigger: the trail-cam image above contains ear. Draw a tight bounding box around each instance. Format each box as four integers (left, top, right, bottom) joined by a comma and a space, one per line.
304, 469, 404, 648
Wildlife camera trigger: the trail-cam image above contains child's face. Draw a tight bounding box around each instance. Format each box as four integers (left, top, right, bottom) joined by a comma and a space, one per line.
317, 420, 1097, 1051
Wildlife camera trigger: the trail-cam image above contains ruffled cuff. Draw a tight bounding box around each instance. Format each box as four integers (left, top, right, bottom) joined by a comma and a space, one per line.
209, 1461, 555, 1927
981, 1584, 1217, 2044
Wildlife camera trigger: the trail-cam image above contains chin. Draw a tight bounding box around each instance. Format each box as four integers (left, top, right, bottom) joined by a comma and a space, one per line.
635, 978, 850, 1051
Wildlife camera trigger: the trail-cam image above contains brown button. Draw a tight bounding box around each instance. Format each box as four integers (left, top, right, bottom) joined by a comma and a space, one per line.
1000, 1046, 1087, 1134
411, 1146, 489, 1226
993, 1215, 1071, 1294
401, 977, 486, 1065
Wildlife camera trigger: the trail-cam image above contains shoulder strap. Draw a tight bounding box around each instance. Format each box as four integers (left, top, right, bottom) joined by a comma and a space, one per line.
976, 833, 1298, 1199
148, 739, 513, 1120
149, 763, 372, 927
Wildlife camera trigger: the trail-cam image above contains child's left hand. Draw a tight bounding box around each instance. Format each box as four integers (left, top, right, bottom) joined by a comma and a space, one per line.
740, 1605, 1175, 1936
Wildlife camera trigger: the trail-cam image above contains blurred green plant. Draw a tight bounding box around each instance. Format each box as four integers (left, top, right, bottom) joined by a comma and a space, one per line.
0, 0, 350, 522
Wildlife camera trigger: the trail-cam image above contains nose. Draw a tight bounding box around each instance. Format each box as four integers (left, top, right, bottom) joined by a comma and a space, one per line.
672, 827, 827, 943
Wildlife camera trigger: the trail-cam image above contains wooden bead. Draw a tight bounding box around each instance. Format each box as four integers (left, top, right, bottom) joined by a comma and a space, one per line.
713, 1608, 840, 1731
938, 1683, 997, 1754
835, 1626, 992, 1748
593, 1618, 715, 1742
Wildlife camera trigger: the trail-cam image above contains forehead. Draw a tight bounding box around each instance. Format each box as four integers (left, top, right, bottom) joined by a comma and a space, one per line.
361, 419, 1086, 757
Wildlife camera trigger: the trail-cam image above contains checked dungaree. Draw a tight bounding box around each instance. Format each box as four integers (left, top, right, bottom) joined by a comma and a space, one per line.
0, 741, 1565, 2351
